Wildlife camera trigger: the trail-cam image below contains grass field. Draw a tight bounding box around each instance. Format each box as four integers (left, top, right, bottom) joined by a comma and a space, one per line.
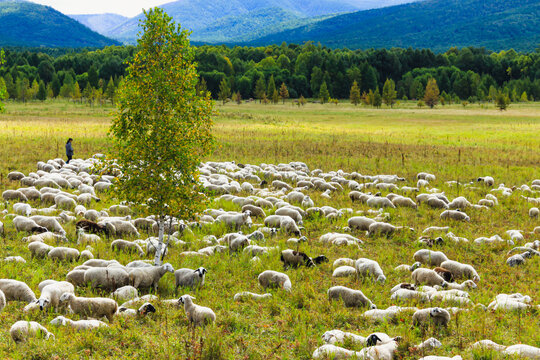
0, 100, 539, 359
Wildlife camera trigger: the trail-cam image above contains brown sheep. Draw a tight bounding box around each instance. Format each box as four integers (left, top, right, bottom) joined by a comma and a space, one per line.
434, 267, 454, 282
76, 219, 110, 236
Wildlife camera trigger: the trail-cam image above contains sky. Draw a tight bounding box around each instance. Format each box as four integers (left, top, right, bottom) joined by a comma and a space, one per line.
29, 0, 169, 17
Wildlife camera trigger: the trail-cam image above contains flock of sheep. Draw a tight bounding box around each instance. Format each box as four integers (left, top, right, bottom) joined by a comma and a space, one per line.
0, 156, 539, 359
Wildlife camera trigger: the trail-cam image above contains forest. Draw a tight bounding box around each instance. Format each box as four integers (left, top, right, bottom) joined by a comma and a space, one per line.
1, 43, 539, 104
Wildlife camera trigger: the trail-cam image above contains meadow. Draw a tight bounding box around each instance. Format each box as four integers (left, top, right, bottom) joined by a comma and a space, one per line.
0, 100, 539, 359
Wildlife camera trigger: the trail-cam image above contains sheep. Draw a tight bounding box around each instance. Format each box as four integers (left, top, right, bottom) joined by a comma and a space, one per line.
13, 203, 33, 216
48, 247, 80, 261
216, 211, 252, 229
439, 260, 480, 282
392, 195, 417, 208
34, 281, 75, 311
0, 279, 37, 303
174, 267, 207, 294
13, 216, 48, 233
229, 235, 250, 252
30, 215, 66, 234
321, 330, 366, 345
66, 269, 87, 287
117, 302, 156, 317
129, 263, 175, 292
440, 210, 470, 221
312, 344, 359, 359
76, 219, 110, 235
258, 270, 292, 292
470, 340, 540, 358
357, 337, 402, 360
8, 171, 25, 181
59, 293, 118, 323
111, 286, 138, 302
10, 321, 54, 343
332, 266, 357, 278
394, 262, 421, 272
412, 307, 451, 327
241, 204, 266, 218
84, 267, 130, 291
367, 196, 396, 209
433, 267, 454, 282
530, 207, 539, 218
50, 316, 108, 330
264, 215, 301, 236
101, 219, 140, 237
328, 286, 376, 309
27, 242, 55, 260
77, 229, 101, 245
368, 222, 413, 237
233, 292, 272, 302
355, 258, 386, 283
280, 249, 327, 269
477, 176, 494, 186
111, 239, 145, 257
347, 216, 376, 231
302, 195, 314, 208
0, 289, 5, 312
3, 190, 28, 202
426, 196, 449, 209
411, 268, 447, 287
413, 249, 449, 267
54, 194, 77, 210
178, 295, 216, 327
333, 258, 355, 268
487, 293, 532, 311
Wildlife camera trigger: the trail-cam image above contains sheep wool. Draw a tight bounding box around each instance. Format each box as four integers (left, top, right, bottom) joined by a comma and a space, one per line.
233, 292, 272, 302
328, 286, 376, 309
258, 270, 292, 292
174, 267, 207, 294
10, 321, 54, 343
59, 293, 118, 323
178, 295, 216, 327
50, 316, 108, 330
129, 263, 175, 291
0, 279, 37, 303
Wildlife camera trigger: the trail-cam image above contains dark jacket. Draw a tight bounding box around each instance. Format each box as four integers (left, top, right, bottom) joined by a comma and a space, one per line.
66, 142, 74, 156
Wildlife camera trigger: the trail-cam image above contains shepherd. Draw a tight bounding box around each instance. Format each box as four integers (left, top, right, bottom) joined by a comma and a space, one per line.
65, 138, 74, 163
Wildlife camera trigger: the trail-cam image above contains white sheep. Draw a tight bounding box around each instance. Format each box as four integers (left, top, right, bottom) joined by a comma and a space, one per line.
321, 329, 366, 345
355, 258, 386, 283
412, 307, 451, 327
470, 340, 539, 358
312, 344, 359, 359
216, 211, 252, 229
30, 215, 66, 234
258, 270, 292, 292
178, 295, 216, 327
530, 207, 539, 218
328, 286, 376, 308
117, 302, 156, 317
35, 280, 75, 311
111, 286, 138, 302
174, 267, 207, 294
13, 203, 33, 216
440, 210, 470, 221
233, 292, 272, 302
367, 196, 396, 209
0, 279, 37, 303
357, 337, 402, 360
111, 239, 145, 257
0, 289, 5, 312
129, 263, 175, 291
332, 266, 357, 278
13, 216, 47, 233
390, 288, 430, 302
3, 190, 28, 202
411, 268, 447, 287
439, 260, 480, 282
10, 321, 54, 343
413, 249, 449, 267
50, 316, 108, 330
48, 247, 80, 261
84, 267, 130, 291
333, 258, 355, 268
347, 216, 376, 231
59, 293, 118, 323
77, 229, 101, 245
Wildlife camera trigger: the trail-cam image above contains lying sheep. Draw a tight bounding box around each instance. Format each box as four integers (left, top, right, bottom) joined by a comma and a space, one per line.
412, 307, 451, 327
175, 267, 207, 294
233, 292, 272, 302
59, 293, 117, 323
412, 268, 447, 287
178, 295, 216, 327
117, 302, 156, 317
0, 279, 37, 303
357, 337, 402, 360
355, 258, 386, 283
50, 316, 108, 330
390, 288, 430, 302
440, 260, 480, 282
440, 210, 470, 222
111, 239, 145, 257
414, 249, 449, 267
13, 216, 47, 233
470, 340, 540, 358
111, 286, 138, 302
129, 263, 175, 291
312, 344, 359, 359
280, 249, 327, 269
10, 321, 54, 342
258, 270, 292, 292
328, 286, 376, 309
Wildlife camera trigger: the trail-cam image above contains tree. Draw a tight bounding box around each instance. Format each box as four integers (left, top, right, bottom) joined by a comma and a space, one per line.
423, 78, 440, 108
254, 76, 266, 103
495, 91, 510, 111
272, 89, 279, 104
372, 88, 382, 108
0, 50, 6, 112
104, 77, 116, 104
319, 81, 330, 104
267, 75, 276, 103
350, 80, 361, 106
72, 82, 82, 102
299, 95, 306, 106
218, 78, 230, 105
38, 60, 55, 83
232, 91, 242, 105
36, 80, 47, 101
16, 78, 29, 102
110, 8, 214, 266
382, 78, 397, 107
51, 75, 61, 98
88, 65, 99, 88
279, 82, 289, 104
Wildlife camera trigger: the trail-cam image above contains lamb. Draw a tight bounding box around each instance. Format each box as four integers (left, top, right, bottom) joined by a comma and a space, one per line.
412, 307, 451, 327
111, 239, 145, 257
174, 267, 207, 294
439, 260, 480, 282
111, 286, 138, 302
10, 321, 54, 343
129, 263, 175, 291
50, 316, 108, 330
413, 249, 449, 267
84, 267, 130, 291
59, 293, 118, 323
332, 266, 357, 278
34, 281, 75, 311
48, 247, 80, 261
178, 295, 216, 327
440, 210, 470, 221
347, 216, 376, 231
216, 211, 252, 229
530, 207, 539, 218
258, 270, 292, 292
233, 292, 272, 302
0, 279, 37, 303
117, 302, 156, 317
280, 249, 327, 269
328, 286, 376, 309
13, 216, 47, 233
3, 190, 28, 202
355, 258, 386, 283
411, 268, 448, 287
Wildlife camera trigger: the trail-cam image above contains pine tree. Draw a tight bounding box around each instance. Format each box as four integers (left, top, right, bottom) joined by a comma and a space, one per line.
350, 80, 361, 106
423, 78, 440, 108
279, 83, 289, 104
267, 75, 276, 102
105, 77, 116, 104
319, 81, 330, 104
495, 91, 510, 111
373, 88, 382, 108
88, 65, 99, 88
272, 89, 279, 104
382, 78, 397, 107
254, 76, 266, 103
36, 80, 47, 101
72, 82, 82, 102
218, 78, 230, 105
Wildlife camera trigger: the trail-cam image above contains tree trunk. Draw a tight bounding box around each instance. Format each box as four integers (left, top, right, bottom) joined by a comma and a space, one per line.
154, 216, 164, 266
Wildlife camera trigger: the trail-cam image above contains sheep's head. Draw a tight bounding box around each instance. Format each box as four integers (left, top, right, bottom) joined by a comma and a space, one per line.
313, 255, 328, 265
50, 316, 68, 326
59, 292, 72, 303
430, 308, 444, 317
410, 262, 422, 271
37, 298, 50, 311
376, 275, 386, 284
138, 302, 156, 315
195, 267, 207, 277
366, 334, 382, 347
178, 295, 195, 305
162, 263, 175, 273
32, 226, 48, 234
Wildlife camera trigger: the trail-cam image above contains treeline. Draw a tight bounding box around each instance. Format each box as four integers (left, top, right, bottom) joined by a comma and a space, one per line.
1, 43, 540, 104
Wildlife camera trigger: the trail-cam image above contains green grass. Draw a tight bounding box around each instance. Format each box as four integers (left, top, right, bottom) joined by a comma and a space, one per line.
0, 99, 539, 359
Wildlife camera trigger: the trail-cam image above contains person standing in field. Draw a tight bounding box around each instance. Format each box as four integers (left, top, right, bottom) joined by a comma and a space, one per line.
65, 138, 74, 163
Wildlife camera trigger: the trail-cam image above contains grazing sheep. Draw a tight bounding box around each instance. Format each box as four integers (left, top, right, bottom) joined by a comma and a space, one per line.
477, 176, 494, 186
440, 210, 470, 221
328, 286, 376, 309
348, 216, 376, 231
392, 195, 417, 208
233, 292, 272, 302
77, 229, 101, 245
258, 270, 292, 292
76, 219, 110, 235
111, 239, 145, 257
8, 171, 25, 181
111, 286, 138, 302
530, 207, 539, 218
332, 266, 357, 278
30, 215, 66, 234
178, 295, 216, 327
48, 247, 80, 261
50, 316, 108, 330
3, 190, 28, 202
280, 249, 327, 269
265, 215, 301, 236
117, 302, 156, 317
275, 207, 303, 224
367, 196, 396, 209
54, 194, 77, 210
241, 204, 266, 218
13, 216, 48, 233
10, 321, 54, 343
35, 281, 75, 311
439, 260, 480, 282
216, 211, 252, 229
59, 293, 118, 323
0, 289, 5, 312
412, 268, 447, 287
129, 263, 175, 291
426, 196, 449, 209
312, 344, 359, 359
412, 307, 451, 327
84, 267, 130, 291
414, 249, 449, 267
357, 337, 402, 360
0, 279, 37, 303
333, 258, 355, 268
355, 258, 386, 283
174, 267, 207, 294
101, 219, 140, 237
13, 203, 33, 216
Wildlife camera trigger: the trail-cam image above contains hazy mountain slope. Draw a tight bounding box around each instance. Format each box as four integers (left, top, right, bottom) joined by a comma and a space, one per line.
69, 13, 128, 35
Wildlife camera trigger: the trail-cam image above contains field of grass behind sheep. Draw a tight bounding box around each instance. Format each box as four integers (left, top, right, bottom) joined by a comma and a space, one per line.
0, 100, 539, 359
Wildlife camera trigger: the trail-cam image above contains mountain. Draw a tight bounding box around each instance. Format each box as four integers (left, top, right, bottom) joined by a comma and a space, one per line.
105, 0, 417, 44
69, 13, 128, 35
251, 0, 540, 51
0, 1, 120, 47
